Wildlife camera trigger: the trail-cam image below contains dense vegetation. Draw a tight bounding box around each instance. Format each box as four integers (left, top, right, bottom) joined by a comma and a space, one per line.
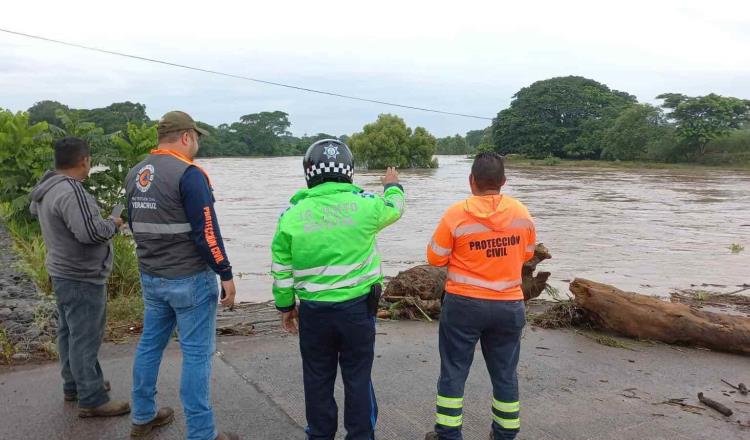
27, 101, 345, 158
488, 76, 750, 164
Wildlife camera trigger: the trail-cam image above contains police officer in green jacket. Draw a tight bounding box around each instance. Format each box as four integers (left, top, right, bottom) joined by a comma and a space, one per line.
271, 139, 405, 440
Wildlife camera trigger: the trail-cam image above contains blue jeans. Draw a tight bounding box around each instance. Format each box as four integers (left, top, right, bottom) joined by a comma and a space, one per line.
131, 268, 219, 440
52, 277, 109, 408
435, 294, 526, 440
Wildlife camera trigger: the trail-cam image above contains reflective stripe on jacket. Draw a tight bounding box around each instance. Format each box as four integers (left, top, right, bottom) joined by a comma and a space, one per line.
427, 194, 535, 301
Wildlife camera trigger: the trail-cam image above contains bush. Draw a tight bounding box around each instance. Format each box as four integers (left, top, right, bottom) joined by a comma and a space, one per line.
52, 113, 157, 211
543, 155, 562, 166
699, 129, 750, 165
0, 111, 54, 219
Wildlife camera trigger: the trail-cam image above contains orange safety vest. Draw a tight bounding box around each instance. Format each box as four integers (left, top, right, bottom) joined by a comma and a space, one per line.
426, 194, 536, 301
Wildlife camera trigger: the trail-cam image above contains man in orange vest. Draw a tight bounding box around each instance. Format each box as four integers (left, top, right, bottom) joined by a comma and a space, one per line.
424, 152, 536, 440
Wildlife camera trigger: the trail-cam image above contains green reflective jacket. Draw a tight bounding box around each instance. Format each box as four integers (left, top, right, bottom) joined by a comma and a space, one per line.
271, 181, 405, 308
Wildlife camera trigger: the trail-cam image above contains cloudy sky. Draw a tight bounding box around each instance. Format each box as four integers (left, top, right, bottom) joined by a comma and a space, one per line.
1, 0, 749, 137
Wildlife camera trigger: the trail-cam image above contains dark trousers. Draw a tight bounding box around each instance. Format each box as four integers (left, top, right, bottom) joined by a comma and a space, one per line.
435, 294, 526, 440
52, 277, 109, 408
299, 295, 378, 440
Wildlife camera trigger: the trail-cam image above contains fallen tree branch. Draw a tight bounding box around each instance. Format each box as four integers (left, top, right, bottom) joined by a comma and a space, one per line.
722, 379, 741, 391
721, 379, 747, 395
698, 392, 733, 416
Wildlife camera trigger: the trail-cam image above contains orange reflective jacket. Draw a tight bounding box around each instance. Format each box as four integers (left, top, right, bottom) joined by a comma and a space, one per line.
427, 194, 536, 301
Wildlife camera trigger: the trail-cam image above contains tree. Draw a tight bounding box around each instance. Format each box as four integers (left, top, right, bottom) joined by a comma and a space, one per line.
436, 134, 471, 155
491, 76, 637, 158
465, 128, 490, 148
0, 110, 54, 218
600, 104, 674, 161
286, 133, 341, 156
232, 111, 292, 156
77, 101, 150, 134
28, 100, 70, 127
348, 114, 437, 169
657, 93, 750, 158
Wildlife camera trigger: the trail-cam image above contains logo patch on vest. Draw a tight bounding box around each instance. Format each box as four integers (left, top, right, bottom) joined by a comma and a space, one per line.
136, 164, 155, 193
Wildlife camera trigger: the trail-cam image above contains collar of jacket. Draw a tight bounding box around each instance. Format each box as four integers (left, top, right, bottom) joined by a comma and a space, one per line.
150, 149, 213, 188
290, 182, 363, 204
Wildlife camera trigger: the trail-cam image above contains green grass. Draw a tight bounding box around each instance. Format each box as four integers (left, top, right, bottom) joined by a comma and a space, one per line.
108, 235, 142, 298
0, 327, 17, 363
106, 293, 144, 342
5, 218, 51, 295
730, 243, 745, 254
693, 291, 710, 301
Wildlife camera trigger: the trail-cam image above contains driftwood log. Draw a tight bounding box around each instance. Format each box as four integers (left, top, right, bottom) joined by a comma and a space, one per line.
697, 393, 734, 416
379, 244, 551, 320
570, 278, 750, 356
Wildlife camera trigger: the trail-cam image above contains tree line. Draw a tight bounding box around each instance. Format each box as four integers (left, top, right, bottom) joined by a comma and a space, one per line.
10, 75, 750, 173
25, 100, 348, 158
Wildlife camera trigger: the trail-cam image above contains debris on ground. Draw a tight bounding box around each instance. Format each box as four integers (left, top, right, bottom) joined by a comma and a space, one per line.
698, 392, 734, 417
379, 244, 551, 320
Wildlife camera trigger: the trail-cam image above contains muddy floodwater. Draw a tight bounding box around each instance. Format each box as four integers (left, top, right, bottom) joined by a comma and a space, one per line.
199, 156, 750, 303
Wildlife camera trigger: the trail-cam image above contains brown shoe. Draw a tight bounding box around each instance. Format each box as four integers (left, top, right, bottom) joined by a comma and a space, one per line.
215, 432, 240, 440
130, 407, 175, 437
64, 380, 111, 402
78, 399, 131, 418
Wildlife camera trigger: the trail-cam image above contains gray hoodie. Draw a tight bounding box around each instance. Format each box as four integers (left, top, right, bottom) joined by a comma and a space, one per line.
30, 171, 117, 285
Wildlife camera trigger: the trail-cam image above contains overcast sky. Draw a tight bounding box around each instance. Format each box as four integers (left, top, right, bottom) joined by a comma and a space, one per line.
2, 0, 749, 137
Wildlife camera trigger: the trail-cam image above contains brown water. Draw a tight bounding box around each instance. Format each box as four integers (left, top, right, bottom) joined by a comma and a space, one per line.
199, 156, 750, 303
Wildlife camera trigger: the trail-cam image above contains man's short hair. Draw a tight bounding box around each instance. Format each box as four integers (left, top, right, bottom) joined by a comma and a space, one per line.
158, 129, 191, 144
471, 152, 505, 191
55, 137, 90, 169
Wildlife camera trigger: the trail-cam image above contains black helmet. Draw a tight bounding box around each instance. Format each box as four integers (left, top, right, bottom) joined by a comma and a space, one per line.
303, 139, 354, 188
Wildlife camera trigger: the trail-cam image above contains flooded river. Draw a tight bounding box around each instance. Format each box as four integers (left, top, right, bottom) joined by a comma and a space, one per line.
199, 156, 750, 303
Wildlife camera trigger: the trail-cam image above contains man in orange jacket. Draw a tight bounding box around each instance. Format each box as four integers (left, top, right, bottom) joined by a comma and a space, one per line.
424, 152, 536, 440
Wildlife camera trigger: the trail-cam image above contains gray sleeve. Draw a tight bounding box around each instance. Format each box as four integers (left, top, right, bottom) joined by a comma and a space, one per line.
59, 181, 117, 245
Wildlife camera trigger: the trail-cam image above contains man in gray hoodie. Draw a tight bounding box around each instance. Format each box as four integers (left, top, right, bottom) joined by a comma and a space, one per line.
30, 136, 131, 418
